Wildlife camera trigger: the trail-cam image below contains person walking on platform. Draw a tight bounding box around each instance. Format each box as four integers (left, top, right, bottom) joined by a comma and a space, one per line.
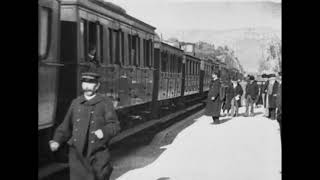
262, 74, 270, 117
276, 72, 282, 132
237, 79, 244, 108
205, 71, 222, 124
49, 72, 121, 180
255, 81, 264, 107
266, 74, 279, 120
230, 78, 244, 117
245, 75, 259, 117
221, 79, 233, 117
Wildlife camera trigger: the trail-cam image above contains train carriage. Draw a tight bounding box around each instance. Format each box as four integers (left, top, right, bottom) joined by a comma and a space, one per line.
39, 1, 246, 178
39, 0, 61, 168
151, 40, 184, 117
183, 54, 201, 96
57, 0, 156, 130
200, 58, 214, 93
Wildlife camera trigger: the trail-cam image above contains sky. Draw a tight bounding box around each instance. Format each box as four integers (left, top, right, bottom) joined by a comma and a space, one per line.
104, 0, 281, 72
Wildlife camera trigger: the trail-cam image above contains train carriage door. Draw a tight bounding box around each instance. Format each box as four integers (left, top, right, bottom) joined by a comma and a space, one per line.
55, 16, 79, 126
39, 4, 60, 129
118, 28, 131, 107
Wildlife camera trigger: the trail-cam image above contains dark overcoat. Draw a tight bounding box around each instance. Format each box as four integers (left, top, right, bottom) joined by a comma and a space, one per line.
53, 94, 120, 180
256, 84, 264, 105
230, 83, 244, 105
267, 81, 280, 108
245, 81, 259, 101
262, 81, 269, 107
276, 83, 282, 121
222, 82, 233, 110
205, 79, 221, 117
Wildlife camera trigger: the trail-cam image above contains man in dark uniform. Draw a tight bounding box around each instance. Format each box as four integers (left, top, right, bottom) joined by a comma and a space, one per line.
205, 71, 222, 124
262, 74, 270, 117
221, 79, 233, 117
276, 72, 282, 133
49, 72, 120, 180
245, 75, 259, 116
266, 74, 279, 120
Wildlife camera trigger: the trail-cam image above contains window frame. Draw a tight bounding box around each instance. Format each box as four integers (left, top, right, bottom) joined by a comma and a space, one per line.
38, 6, 52, 60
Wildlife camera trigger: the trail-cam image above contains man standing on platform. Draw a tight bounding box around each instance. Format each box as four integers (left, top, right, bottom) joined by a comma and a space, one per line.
245, 75, 259, 117
262, 74, 270, 117
230, 78, 244, 117
276, 72, 282, 132
205, 71, 222, 124
266, 73, 279, 120
49, 72, 120, 180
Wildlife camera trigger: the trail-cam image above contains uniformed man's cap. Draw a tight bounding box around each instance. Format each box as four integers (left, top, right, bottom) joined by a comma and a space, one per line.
81, 72, 100, 83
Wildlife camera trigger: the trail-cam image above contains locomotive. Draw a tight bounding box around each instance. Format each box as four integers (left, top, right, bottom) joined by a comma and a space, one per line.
38, 0, 243, 176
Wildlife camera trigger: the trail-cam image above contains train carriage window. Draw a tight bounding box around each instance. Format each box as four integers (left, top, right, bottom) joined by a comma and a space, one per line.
161, 51, 167, 72
131, 35, 138, 66
175, 55, 179, 73
186, 60, 189, 75
172, 54, 175, 73
191, 61, 194, 75
99, 24, 104, 63
190, 61, 194, 75
88, 21, 97, 61
108, 28, 113, 64
167, 53, 171, 72
177, 57, 180, 73
170, 54, 174, 73
195, 62, 197, 75
114, 29, 121, 65
148, 39, 152, 67
128, 34, 132, 65
143, 39, 147, 67
121, 31, 125, 66
137, 36, 140, 67
79, 19, 87, 62
39, 7, 51, 59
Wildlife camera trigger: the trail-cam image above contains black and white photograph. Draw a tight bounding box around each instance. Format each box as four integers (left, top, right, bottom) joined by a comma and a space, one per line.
38, 0, 282, 179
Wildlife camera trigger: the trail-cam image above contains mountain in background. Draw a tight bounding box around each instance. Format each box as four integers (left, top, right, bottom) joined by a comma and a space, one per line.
162, 27, 280, 73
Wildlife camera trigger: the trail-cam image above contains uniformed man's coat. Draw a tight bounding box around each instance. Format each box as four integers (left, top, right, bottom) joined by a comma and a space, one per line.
267, 81, 280, 108
205, 79, 221, 117
53, 94, 120, 180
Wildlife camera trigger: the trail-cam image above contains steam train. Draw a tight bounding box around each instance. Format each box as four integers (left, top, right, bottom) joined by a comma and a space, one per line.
38, 0, 243, 172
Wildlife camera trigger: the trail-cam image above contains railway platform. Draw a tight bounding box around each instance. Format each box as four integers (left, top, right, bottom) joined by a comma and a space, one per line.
111, 106, 281, 180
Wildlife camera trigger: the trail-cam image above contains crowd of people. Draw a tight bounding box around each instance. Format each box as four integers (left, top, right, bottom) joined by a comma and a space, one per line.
205, 71, 282, 131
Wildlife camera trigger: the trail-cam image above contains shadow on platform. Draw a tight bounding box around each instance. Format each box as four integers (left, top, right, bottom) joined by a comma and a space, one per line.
210, 117, 233, 125
156, 177, 171, 180
110, 114, 200, 180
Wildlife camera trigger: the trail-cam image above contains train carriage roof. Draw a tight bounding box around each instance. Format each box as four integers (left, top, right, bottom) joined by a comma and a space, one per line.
185, 53, 201, 62
60, 0, 156, 33
160, 42, 184, 55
